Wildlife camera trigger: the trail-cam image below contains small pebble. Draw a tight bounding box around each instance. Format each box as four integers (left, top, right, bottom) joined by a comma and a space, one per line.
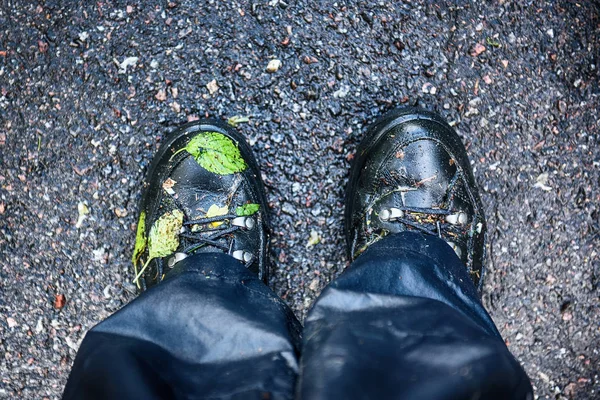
281, 202, 297, 215
266, 59, 282, 73
206, 79, 219, 94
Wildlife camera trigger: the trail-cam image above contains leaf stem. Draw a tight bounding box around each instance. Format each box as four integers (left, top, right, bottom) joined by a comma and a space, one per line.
133, 258, 152, 286
169, 147, 187, 161
133, 260, 140, 289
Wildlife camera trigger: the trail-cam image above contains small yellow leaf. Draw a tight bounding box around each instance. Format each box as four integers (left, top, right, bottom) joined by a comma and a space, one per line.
76, 202, 89, 228
206, 204, 228, 227
306, 230, 321, 248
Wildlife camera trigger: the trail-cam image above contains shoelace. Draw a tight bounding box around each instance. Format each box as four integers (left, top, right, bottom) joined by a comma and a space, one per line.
174, 213, 256, 267
377, 206, 468, 256
181, 214, 241, 253
136, 212, 257, 288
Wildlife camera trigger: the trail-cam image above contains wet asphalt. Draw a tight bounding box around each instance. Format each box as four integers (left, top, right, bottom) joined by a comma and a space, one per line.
0, 1, 599, 398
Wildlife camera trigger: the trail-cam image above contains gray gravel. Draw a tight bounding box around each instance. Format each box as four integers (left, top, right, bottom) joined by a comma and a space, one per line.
1, 1, 599, 399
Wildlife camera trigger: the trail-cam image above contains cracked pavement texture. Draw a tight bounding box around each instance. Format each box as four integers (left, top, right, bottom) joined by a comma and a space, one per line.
0, 1, 598, 399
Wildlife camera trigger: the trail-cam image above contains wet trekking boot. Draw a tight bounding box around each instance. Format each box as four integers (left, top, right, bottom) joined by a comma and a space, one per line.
345, 108, 487, 290
131, 120, 270, 291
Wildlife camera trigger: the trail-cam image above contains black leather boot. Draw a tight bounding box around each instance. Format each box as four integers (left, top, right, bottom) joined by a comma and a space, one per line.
345, 108, 487, 290
131, 120, 270, 291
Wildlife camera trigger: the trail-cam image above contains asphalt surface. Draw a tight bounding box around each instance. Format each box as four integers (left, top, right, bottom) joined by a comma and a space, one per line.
1, 1, 599, 398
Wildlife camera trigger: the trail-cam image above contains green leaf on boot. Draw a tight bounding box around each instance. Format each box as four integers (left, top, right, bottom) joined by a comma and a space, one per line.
148, 209, 184, 260
176, 132, 247, 175
235, 203, 260, 216
133, 209, 185, 287
132, 210, 147, 267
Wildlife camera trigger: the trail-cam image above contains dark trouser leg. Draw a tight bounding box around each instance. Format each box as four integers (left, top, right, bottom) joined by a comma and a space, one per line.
299, 232, 533, 400
63, 253, 302, 400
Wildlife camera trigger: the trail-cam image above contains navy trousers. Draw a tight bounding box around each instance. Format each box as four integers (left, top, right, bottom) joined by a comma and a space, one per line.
63, 232, 533, 399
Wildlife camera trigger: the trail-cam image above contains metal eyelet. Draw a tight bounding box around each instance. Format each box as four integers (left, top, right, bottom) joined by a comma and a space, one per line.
232, 250, 254, 263
167, 252, 188, 268
232, 216, 256, 230
379, 208, 404, 222
446, 241, 462, 258
445, 212, 468, 225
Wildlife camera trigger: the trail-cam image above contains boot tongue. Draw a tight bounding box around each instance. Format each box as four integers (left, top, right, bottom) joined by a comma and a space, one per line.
378, 139, 457, 209
167, 156, 240, 219
160, 154, 261, 263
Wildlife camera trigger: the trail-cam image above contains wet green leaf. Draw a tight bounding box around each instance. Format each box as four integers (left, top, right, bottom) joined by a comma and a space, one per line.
235, 203, 260, 216
180, 132, 247, 175
227, 115, 250, 127
133, 209, 184, 286
486, 37, 501, 48
132, 211, 147, 266
147, 209, 184, 260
